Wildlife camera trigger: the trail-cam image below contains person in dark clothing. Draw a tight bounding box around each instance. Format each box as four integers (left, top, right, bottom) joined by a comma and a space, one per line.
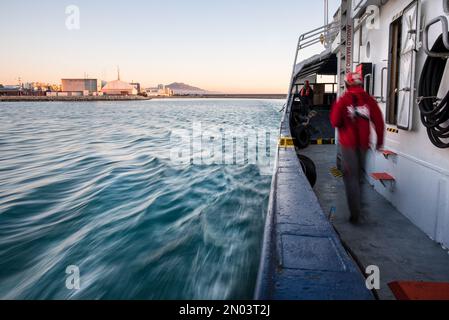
330, 72, 385, 223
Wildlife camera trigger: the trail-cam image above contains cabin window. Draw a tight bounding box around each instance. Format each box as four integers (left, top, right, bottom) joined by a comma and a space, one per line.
386, 1, 420, 129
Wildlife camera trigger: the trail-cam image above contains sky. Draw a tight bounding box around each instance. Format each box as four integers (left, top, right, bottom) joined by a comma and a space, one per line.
0, 0, 340, 93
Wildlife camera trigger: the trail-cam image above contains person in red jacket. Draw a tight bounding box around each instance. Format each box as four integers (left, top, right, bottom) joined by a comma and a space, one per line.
330, 72, 385, 223
300, 80, 314, 107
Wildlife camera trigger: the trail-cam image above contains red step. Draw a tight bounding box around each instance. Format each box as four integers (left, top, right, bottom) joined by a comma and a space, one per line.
382, 150, 397, 158
371, 172, 395, 181
389, 281, 449, 300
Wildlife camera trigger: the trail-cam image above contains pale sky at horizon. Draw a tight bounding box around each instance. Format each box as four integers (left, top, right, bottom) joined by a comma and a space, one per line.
0, 0, 339, 93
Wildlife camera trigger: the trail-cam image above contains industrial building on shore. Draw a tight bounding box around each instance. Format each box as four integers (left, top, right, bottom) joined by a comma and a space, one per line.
145, 84, 173, 97
3, 69, 148, 97
51, 73, 139, 97
61, 79, 100, 94
101, 80, 138, 96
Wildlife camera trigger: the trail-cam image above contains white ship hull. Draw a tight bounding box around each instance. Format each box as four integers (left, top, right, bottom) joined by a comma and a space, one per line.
343, 0, 449, 248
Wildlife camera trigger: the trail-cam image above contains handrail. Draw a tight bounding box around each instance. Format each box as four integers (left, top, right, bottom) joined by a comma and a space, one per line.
298, 30, 340, 50
353, 0, 365, 13
285, 37, 302, 112
423, 16, 449, 58
380, 67, 388, 103
354, 10, 374, 33
364, 73, 373, 95
297, 21, 340, 50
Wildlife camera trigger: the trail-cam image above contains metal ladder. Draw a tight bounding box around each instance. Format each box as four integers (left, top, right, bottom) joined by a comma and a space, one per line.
336, 0, 353, 97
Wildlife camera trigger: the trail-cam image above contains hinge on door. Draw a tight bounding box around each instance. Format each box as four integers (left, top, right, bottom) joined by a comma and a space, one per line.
395, 87, 411, 93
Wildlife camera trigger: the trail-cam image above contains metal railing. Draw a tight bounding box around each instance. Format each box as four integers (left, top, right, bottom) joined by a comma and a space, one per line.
353, 0, 365, 13
285, 21, 341, 107
354, 10, 374, 32
364, 73, 373, 95
297, 21, 341, 51
378, 66, 388, 103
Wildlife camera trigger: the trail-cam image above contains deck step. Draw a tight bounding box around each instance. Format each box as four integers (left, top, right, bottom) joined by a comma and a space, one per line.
371, 172, 395, 181
389, 281, 449, 300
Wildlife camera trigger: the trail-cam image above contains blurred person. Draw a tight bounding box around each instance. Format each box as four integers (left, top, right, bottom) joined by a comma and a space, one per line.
300, 80, 314, 108
330, 72, 385, 223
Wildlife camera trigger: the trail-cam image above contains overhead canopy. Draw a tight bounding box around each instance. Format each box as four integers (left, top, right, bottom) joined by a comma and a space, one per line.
292, 49, 337, 84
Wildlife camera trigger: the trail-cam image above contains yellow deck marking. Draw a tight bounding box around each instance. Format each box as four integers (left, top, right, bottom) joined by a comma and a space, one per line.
279, 136, 295, 148
330, 167, 344, 178
310, 138, 336, 145
387, 128, 399, 134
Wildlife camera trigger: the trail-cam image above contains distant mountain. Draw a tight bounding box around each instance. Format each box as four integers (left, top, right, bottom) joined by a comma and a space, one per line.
166, 82, 210, 95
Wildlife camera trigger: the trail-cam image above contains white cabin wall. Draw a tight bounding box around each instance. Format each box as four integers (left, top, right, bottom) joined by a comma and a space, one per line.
351, 0, 449, 247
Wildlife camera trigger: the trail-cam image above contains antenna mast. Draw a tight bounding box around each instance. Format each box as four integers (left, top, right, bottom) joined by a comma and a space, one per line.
324, 0, 329, 26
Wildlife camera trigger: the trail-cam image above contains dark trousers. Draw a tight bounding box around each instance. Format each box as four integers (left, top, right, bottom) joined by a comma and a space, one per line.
341, 147, 367, 220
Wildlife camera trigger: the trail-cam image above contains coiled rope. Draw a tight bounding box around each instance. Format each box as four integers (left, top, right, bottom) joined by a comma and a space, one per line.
418, 33, 449, 148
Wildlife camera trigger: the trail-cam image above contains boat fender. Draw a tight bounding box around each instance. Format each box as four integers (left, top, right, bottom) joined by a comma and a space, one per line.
298, 154, 317, 188
296, 125, 311, 149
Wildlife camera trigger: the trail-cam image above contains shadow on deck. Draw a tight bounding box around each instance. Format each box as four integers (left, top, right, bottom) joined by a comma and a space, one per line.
302, 144, 449, 300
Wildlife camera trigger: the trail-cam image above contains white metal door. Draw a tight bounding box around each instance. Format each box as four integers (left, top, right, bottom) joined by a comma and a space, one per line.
397, 1, 420, 130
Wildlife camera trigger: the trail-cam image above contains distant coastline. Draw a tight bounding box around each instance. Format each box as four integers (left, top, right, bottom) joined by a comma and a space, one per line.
155, 94, 287, 100
0, 96, 151, 102
0, 94, 287, 102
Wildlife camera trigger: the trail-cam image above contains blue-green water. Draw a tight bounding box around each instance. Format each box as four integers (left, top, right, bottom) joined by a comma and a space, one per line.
0, 99, 282, 299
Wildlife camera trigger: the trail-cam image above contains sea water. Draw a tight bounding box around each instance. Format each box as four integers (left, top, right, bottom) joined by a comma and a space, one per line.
0, 99, 282, 299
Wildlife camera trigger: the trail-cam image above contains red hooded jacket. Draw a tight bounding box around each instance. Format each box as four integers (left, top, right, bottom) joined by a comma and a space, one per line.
330, 86, 385, 149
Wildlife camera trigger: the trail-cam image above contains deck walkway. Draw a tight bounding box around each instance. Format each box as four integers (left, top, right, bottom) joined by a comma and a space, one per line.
302, 145, 449, 300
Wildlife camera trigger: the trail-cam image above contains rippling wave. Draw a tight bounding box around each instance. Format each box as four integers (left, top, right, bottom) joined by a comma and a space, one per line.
0, 99, 282, 299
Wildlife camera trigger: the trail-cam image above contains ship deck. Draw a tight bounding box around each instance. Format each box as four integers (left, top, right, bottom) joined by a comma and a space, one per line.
302, 144, 449, 300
